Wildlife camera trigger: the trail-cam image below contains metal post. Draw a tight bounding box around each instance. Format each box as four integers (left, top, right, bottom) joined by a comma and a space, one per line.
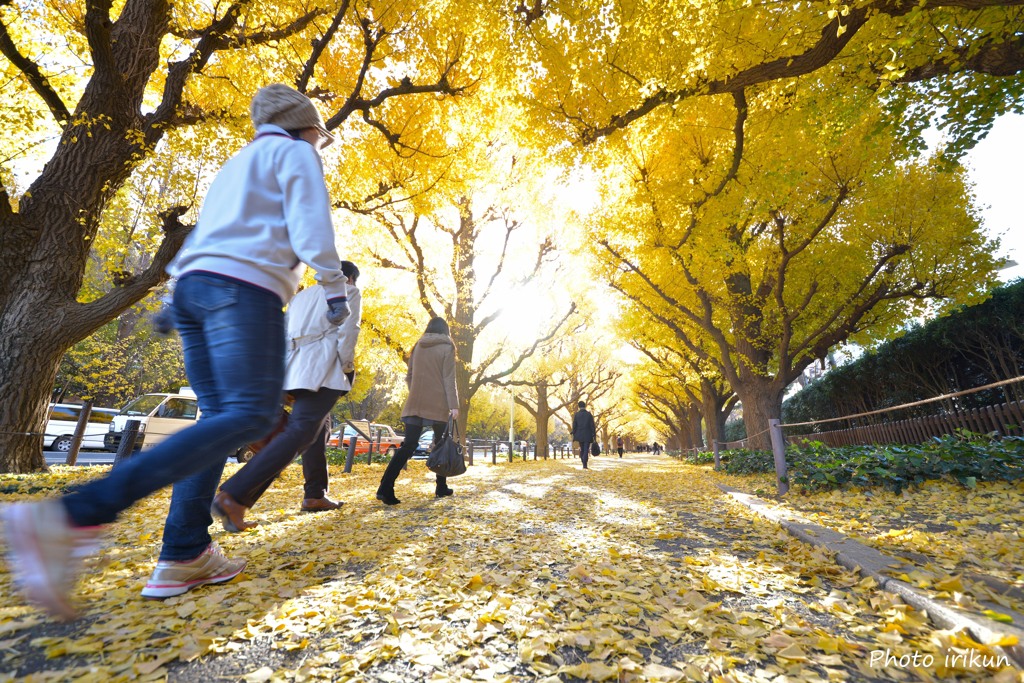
344, 435, 356, 473
467, 441, 474, 466
769, 419, 789, 495
712, 440, 721, 471
508, 389, 514, 447
508, 441, 513, 463
113, 419, 140, 468
65, 401, 92, 466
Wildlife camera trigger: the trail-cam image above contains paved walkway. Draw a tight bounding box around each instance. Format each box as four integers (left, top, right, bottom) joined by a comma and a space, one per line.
0, 452, 1021, 681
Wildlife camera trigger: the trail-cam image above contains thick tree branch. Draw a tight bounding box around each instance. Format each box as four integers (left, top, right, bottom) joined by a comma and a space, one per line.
580, 0, 1021, 144
84, 0, 119, 93
897, 33, 1024, 81
65, 206, 192, 338
147, 3, 246, 134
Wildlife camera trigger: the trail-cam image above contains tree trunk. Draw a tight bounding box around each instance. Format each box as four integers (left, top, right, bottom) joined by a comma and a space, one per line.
685, 404, 703, 449
0, 299, 74, 471
734, 379, 785, 451
534, 384, 551, 458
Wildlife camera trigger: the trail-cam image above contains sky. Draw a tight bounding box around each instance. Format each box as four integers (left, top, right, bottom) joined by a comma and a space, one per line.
961, 113, 1024, 283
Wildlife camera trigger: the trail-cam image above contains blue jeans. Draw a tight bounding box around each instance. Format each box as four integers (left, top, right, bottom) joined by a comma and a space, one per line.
62, 273, 286, 560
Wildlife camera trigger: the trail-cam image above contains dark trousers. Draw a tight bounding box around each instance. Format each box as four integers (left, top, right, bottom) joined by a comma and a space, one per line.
301, 421, 331, 500
220, 387, 342, 507
579, 441, 591, 469
378, 420, 448, 494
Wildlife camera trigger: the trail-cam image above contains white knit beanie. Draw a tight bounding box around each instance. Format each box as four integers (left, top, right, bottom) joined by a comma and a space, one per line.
250, 84, 335, 148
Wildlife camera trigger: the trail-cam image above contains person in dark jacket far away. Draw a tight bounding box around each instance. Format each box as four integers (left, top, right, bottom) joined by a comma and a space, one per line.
571, 401, 596, 470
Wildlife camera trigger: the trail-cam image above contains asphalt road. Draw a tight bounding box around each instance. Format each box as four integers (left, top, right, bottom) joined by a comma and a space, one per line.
44, 450, 115, 466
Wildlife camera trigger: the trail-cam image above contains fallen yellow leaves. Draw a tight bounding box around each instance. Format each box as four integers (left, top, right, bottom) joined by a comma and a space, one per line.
0, 457, 1021, 681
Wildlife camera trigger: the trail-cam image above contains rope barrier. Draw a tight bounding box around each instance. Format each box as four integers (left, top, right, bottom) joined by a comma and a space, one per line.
783, 374, 1024, 429
720, 425, 772, 448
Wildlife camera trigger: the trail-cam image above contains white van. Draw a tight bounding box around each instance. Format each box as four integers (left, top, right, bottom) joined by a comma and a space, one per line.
104, 388, 253, 462
104, 388, 199, 453
45, 404, 119, 452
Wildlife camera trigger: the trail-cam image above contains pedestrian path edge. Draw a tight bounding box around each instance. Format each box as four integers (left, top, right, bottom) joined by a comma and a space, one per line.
716, 484, 1024, 669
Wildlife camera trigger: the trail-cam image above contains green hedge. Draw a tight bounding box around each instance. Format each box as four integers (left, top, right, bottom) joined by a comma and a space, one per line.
719, 434, 1024, 493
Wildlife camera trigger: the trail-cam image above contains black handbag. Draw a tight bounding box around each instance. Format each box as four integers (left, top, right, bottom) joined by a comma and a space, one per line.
426, 417, 467, 477
591, 441, 601, 456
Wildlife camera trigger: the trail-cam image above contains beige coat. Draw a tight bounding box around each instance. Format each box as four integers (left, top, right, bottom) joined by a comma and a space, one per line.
283, 283, 361, 392
401, 333, 458, 422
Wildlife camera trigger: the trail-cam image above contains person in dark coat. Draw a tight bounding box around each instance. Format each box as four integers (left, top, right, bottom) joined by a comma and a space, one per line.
571, 401, 596, 470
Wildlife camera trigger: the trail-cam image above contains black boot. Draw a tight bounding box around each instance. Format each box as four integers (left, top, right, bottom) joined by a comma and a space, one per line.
376, 488, 401, 505
435, 487, 454, 498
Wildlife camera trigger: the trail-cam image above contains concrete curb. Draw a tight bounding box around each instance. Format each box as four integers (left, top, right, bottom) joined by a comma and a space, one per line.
717, 484, 1024, 669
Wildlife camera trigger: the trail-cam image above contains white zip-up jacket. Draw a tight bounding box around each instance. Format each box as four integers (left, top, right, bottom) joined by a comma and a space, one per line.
169, 124, 346, 304
283, 283, 362, 392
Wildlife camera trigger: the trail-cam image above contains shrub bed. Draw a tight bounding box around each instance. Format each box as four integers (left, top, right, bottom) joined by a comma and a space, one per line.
719, 434, 1024, 493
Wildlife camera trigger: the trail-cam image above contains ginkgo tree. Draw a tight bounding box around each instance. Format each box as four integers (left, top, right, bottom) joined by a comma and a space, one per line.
516, 0, 1023, 154
349, 115, 577, 441
595, 82, 997, 449
0, 0, 495, 472
629, 332, 738, 448
506, 331, 627, 458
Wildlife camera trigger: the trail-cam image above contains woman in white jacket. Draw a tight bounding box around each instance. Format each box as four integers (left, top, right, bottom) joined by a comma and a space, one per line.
211, 261, 362, 531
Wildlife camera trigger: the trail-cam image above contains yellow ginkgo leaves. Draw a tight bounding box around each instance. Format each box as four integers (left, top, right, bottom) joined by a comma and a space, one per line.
1, 456, 1022, 681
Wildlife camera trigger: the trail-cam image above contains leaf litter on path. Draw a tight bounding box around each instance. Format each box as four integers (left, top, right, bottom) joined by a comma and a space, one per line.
1, 454, 1021, 681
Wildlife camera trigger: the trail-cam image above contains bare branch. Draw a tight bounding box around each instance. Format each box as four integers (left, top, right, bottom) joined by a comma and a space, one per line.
0, 20, 71, 125
146, 4, 244, 134
296, 2, 350, 91
470, 303, 577, 393
476, 212, 516, 307
514, 0, 546, 26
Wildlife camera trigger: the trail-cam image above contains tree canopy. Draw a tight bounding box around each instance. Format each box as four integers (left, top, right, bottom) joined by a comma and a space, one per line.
0, 0, 1019, 471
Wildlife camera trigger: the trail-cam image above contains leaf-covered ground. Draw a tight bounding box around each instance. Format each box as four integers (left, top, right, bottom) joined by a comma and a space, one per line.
1, 453, 1021, 682
714, 472, 1024, 621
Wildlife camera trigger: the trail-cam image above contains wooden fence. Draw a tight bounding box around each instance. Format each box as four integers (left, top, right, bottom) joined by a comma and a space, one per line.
786, 399, 1024, 447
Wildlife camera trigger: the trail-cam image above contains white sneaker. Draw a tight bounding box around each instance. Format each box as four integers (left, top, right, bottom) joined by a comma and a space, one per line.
0, 500, 93, 620
141, 543, 246, 599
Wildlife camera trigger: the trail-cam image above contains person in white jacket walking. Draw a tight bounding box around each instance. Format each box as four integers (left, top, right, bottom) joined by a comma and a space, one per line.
211, 261, 363, 532
1, 84, 352, 619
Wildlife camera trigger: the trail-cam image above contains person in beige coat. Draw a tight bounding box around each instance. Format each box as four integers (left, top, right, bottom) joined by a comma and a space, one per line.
211, 261, 362, 532
376, 317, 459, 505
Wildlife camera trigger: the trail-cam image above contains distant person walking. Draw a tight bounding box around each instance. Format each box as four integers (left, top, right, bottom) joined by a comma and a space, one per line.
1, 84, 350, 619
571, 401, 597, 470
616, 436, 624, 458
376, 317, 459, 505
211, 261, 363, 532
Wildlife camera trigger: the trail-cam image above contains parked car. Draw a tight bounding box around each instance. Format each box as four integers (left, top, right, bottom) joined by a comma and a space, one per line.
104, 389, 199, 454
44, 404, 119, 452
104, 388, 254, 462
328, 421, 404, 456
411, 429, 435, 460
